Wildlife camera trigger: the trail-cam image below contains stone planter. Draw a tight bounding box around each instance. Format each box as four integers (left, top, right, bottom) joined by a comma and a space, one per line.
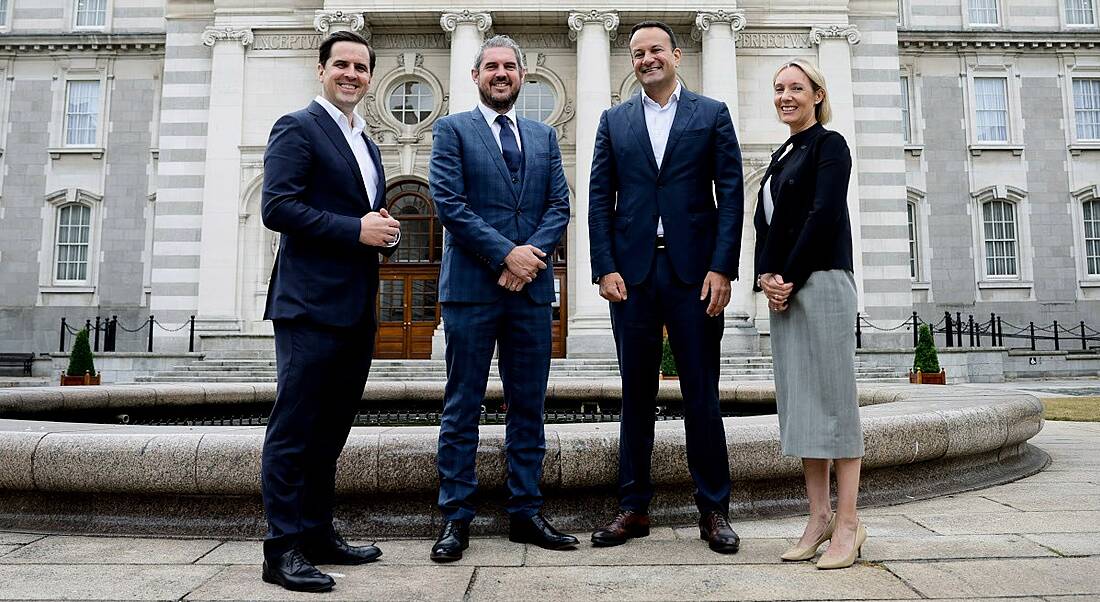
909, 369, 946, 385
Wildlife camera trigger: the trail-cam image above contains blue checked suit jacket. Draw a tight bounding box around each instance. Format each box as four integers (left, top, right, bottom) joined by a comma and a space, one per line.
429, 108, 570, 304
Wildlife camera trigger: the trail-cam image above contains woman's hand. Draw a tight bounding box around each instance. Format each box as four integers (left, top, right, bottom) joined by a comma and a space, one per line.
760, 273, 794, 312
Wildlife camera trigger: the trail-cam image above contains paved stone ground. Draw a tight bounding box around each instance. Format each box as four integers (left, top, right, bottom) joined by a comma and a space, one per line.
0, 419, 1096, 601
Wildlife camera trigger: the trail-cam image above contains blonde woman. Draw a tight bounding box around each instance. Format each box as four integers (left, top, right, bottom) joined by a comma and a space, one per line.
753, 58, 866, 570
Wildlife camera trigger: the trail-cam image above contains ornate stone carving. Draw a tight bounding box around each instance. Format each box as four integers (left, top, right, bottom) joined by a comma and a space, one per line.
201, 27, 253, 48
567, 10, 619, 41
313, 10, 368, 36
252, 33, 322, 50
397, 52, 424, 68
374, 34, 448, 49
735, 31, 812, 49
439, 10, 493, 33
808, 25, 861, 46
692, 11, 747, 42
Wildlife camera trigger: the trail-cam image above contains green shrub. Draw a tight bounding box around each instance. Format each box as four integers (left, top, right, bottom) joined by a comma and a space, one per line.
660, 336, 677, 376
67, 328, 97, 377
912, 323, 940, 373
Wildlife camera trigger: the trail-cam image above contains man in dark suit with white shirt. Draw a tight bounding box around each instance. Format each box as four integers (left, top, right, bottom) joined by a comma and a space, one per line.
260, 30, 400, 593
587, 21, 745, 553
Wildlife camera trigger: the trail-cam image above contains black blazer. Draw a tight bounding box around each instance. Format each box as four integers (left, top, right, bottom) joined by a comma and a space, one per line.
262, 101, 396, 328
753, 123, 853, 294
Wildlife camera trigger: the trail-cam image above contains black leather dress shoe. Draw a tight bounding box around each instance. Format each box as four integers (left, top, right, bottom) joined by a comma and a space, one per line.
301, 531, 382, 565
509, 513, 579, 550
261, 548, 335, 593
699, 511, 740, 554
591, 510, 651, 547
430, 520, 470, 562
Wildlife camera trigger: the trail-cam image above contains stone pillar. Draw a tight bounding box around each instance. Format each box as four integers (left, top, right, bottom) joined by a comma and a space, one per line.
194, 27, 252, 334
810, 25, 865, 310
566, 10, 619, 358
695, 10, 757, 353
441, 10, 493, 115
313, 10, 367, 36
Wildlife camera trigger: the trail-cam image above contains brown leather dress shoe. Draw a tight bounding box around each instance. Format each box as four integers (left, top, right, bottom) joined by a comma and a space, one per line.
591, 510, 651, 547
699, 511, 740, 554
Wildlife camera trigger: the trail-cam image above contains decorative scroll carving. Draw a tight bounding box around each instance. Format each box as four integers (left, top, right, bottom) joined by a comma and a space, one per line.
735, 31, 812, 48
439, 10, 493, 33
313, 10, 368, 36
808, 25, 861, 45
201, 27, 253, 48
692, 11, 747, 42
397, 52, 424, 68
567, 10, 619, 41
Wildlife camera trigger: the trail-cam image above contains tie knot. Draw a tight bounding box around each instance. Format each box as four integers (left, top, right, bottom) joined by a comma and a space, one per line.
496, 114, 511, 127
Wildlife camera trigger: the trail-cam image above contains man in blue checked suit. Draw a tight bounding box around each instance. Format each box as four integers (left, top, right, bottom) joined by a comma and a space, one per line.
427, 35, 574, 562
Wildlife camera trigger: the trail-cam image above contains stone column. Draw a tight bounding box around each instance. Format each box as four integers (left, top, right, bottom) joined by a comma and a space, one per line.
194, 27, 252, 334
566, 10, 619, 357
441, 10, 493, 114
810, 25, 865, 309
313, 10, 367, 36
695, 10, 756, 353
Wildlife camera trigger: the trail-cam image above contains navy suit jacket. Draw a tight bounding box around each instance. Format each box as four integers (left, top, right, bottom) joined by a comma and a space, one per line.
429, 108, 570, 304
588, 89, 744, 286
262, 101, 396, 328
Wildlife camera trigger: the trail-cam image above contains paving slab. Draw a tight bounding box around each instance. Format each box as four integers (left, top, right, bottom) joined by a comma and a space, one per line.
1023, 532, 1100, 556
0, 535, 221, 564
860, 495, 1013, 516
0, 563, 224, 600
1010, 471, 1098, 484
195, 540, 259, 565
861, 534, 1056, 561
906, 511, 1100, 535
184, 564, 474, 601
0, 532, 46, 545
675, 514, 936, 539
0, 546, 17, 557
981, 491, 1100, 511
469, 564, 919, 601
884, 557, 1100, 598
363, 537, 525, 566
524, 538, 792, 566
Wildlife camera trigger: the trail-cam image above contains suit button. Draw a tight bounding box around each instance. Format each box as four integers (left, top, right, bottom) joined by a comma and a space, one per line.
516, 209, 522, 215
788, 178, 795, 185
512, 177, 519, 184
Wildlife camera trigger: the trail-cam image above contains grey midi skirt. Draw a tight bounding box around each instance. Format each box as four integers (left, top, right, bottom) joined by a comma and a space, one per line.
770, 269, 864, 459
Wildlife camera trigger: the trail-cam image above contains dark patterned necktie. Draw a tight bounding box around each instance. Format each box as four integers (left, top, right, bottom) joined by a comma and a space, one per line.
495, 114, 523, 182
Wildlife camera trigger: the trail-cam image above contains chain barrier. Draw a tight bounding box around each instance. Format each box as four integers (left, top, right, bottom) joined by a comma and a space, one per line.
59, 315, 197, 353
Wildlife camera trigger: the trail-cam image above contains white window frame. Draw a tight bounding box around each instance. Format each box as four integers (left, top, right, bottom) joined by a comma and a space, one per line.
1062, 0, 1099, 27
1071, 185, 1100, 284
515, 76, 558, 124
897, 0, 910, 28
1071, 77, 1100, 143
369, 63, 445, 143
971, 186, 1033, 287
963, 0, 1002, 28
38, 189, 104, 298
70, 0, 112, 32
907, 187, 932, 286
964, 60, 1025, 154
63, 80, 102, 148
49, 64, 111, 159
899, 62, 924, 153
0, 0, 12, 33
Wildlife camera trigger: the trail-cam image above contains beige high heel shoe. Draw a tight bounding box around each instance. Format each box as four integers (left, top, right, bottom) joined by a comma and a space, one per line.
815, 521, 867, 570
780, 514, 835, 561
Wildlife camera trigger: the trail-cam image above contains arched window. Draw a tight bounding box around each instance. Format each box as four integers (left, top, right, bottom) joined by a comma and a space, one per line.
384, 180, 441, 263
388, 80, 434, 125
982, 199, 1018, 277
515, 78, 556, 123
1084, 199, 1100, 276
56, 203, 92, 281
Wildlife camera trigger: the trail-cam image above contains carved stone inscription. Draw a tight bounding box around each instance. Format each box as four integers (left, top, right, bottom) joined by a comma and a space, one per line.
736, 32, 812, 49
252, 34, 322, 50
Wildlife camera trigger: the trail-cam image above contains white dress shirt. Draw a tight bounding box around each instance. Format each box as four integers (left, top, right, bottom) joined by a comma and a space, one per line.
477, 102, 523, 153
314, 95, 378, 208
641, 82, 681, 236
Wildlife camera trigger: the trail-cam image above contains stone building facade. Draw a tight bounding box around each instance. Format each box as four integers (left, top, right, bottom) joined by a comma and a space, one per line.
0, 0, 1096, 357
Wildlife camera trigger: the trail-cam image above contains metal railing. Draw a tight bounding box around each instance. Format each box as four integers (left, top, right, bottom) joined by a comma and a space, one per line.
59, 315, 196, 353
855, 311, 1100, 351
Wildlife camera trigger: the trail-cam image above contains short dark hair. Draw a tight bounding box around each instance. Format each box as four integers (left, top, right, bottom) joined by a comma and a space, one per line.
629, 21, 678, 51
318, 30, 376, 74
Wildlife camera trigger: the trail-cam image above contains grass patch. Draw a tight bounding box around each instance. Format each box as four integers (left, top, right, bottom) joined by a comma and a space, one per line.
1040, 396, 1100, 422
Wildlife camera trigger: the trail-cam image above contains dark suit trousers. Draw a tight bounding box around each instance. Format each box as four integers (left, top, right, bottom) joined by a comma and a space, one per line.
437, 295, 552, 522
261, 318, 373, 561
611, 249, 731, 514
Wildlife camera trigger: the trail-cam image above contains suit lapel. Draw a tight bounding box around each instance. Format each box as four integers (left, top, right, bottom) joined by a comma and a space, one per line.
365, 134, 386, 211
657, 90, 698, 175
308, 101, 369, 206
469, 109, 520, 201
516, 117, 540, 202
627, 95, 660, 175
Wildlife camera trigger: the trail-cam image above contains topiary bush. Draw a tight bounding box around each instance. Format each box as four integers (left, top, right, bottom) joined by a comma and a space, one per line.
913, 323, 940, 373
67, 328, 97, 377
660, 335, 677, 377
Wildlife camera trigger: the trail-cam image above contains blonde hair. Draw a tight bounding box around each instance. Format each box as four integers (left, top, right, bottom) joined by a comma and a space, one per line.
773, 58, 832, 126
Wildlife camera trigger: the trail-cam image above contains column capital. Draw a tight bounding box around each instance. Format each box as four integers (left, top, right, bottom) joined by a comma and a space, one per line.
201, 26, 253, 48
439, 10, 493, 33
694, 10, 746, 34
808, 24, 861, 46
567, 10, 619, 41
313, 10, 369, 37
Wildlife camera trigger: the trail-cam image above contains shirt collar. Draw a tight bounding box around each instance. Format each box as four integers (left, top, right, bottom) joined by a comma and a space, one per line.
641, 81, 682, 110
314, 95, 365, 134
478, 102, 519, 129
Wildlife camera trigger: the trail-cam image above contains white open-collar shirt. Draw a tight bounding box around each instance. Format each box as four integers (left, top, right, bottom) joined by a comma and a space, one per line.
641, 81, 682, 237
314, 95, 379, 208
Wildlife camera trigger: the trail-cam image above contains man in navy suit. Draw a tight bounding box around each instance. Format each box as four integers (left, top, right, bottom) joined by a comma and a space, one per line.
588, 21, 745, 553
427, 35, 574, 562
260, 30, 400, 592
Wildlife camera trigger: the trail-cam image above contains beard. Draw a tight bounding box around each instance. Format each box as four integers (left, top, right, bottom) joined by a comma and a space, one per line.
479, 80, 521, 111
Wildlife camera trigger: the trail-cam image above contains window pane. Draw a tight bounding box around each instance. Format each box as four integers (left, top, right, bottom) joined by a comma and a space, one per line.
982, 200, 1018, 277
968, 0, 999, 23
75, 0, 107, 27
515, 80, 557, 123
387, 80, 434, 125
65, 81, 100, 146
1074, 79, 1100, 141
0, 0, 8, 26
1066, 0, 1096, 24
1085, 200, 1100, 275
974, 77, 1008, 142
900, 77, 911, 144
907, 202, 918, 279
55, 204, 91, 282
